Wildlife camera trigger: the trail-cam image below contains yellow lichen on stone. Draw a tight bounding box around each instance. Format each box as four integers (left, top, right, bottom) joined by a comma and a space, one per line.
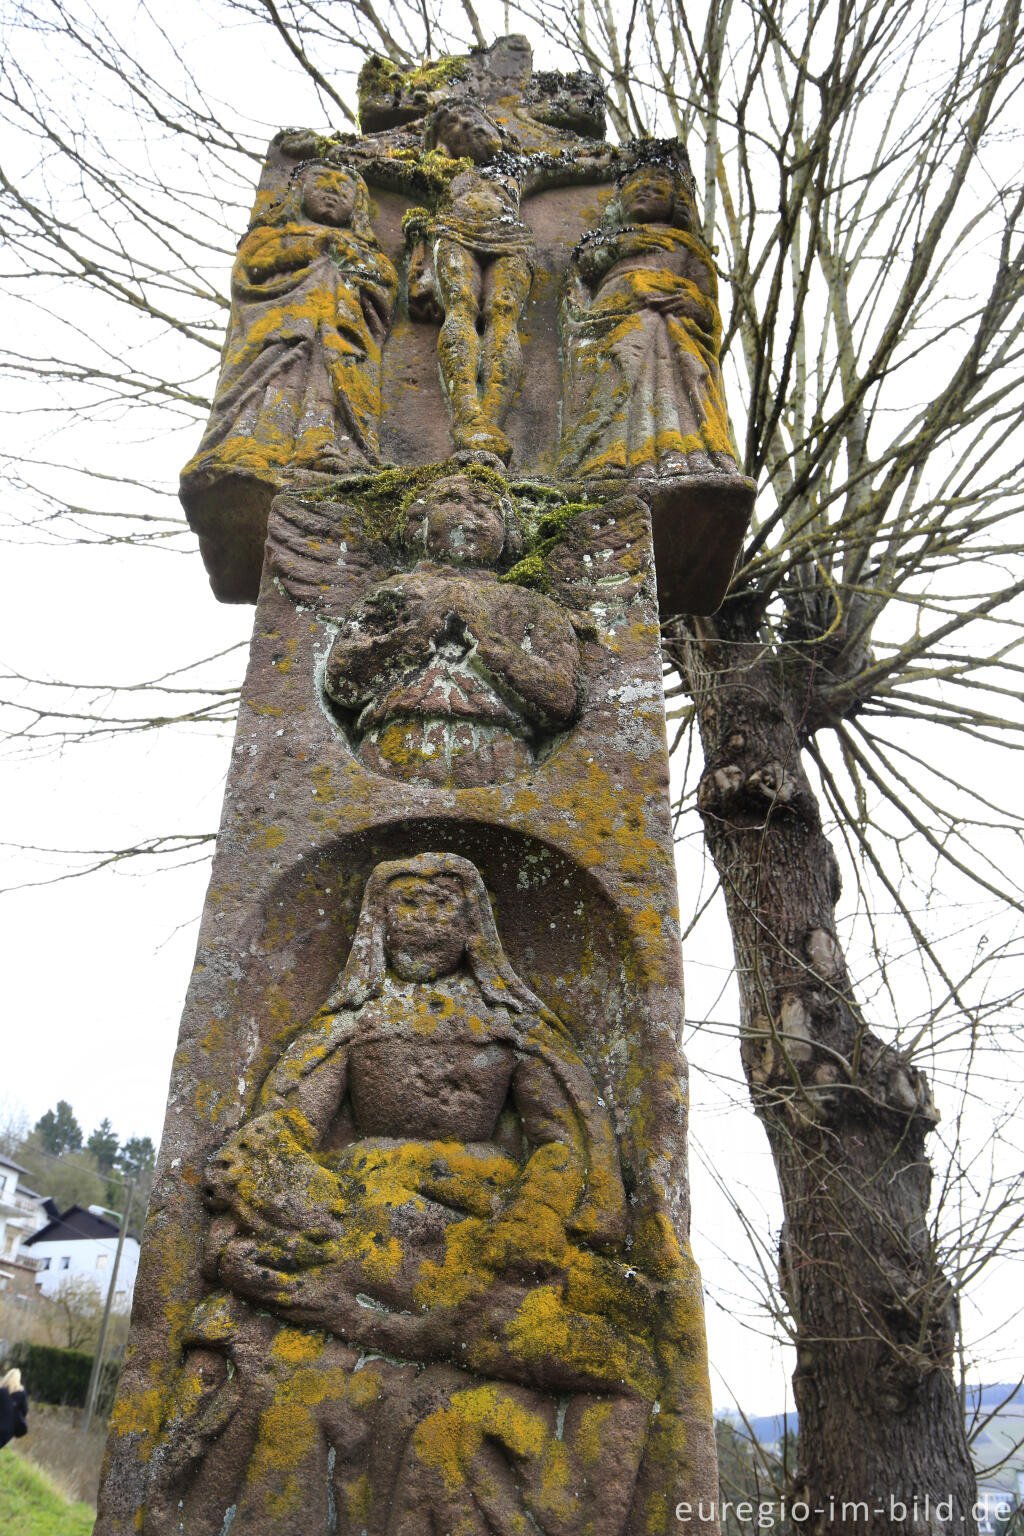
503, 1281, 658, 1400
254, 825, 287, 852
414, 1383, 549, 1492
272, 639, 297, 675
344, 1470, 373, 1526
109, 1380, 167, 1452
109, 1226, 204, 1457
559, 186, 743, 483
181, 187, 398, 495
576, 1399, 613, 1465
310, 763, 335, 803
244, 1333, 331, 1519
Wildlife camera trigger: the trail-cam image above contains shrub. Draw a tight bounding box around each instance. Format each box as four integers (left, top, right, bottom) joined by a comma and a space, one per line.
2, 1341, 115, 1409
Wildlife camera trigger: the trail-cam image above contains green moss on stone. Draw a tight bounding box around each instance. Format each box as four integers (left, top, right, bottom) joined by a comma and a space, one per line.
301, 460, 517, 549
499, 498, 604, 592
300, 466, 603, 589
499, 552, 550, 591
357, 52, 471, 128
406, 56, 471, 92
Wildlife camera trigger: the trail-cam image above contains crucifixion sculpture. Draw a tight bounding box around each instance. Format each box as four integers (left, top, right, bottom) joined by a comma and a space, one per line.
98, 37, 754, 1536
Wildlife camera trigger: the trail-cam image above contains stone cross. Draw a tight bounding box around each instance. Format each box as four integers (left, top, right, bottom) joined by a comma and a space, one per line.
97, 36, 753, 1536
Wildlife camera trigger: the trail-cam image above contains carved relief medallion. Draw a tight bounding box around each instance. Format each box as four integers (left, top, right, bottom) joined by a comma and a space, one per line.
267, 465, 650, 789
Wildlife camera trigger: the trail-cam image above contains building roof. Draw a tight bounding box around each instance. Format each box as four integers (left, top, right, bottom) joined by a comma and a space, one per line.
0, 1154, 29, 1176
23, 1205, 122, 1245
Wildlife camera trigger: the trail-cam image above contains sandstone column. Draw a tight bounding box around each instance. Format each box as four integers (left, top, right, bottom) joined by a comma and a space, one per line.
97, 37, 753, 1536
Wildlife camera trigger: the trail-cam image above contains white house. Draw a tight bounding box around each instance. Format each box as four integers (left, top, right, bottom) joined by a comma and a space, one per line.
21, 1205, 141, 1307
0, 1154, 47, 1295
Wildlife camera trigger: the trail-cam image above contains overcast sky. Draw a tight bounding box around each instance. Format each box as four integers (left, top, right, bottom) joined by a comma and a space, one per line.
1, 0, 1020, 1421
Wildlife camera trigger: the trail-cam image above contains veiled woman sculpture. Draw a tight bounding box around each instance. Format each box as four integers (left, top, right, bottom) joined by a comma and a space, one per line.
558, 152, 748, 490
146, 854, 679, 1536
180, 163, 398, 537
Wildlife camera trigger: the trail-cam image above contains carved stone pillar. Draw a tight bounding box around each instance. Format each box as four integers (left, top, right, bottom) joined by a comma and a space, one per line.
97, 36, 750, 1536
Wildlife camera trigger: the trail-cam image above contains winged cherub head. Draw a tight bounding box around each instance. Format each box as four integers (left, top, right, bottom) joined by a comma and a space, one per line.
402, 473, 521, 567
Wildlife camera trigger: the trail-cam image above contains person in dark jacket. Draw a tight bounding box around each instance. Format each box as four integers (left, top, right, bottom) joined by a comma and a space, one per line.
0, 1367, 28, 1448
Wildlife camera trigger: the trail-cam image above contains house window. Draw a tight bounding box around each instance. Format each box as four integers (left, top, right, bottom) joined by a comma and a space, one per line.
39, 1257, 51, 1270
96, 1254, 109, 1270
60, 1256, 71, 1269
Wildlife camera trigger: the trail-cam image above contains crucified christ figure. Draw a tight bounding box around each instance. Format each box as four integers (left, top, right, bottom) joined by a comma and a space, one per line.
410, 101, 535, 463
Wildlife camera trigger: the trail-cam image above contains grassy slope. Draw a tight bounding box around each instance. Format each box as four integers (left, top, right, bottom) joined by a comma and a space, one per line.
0, 1448, 95, 1535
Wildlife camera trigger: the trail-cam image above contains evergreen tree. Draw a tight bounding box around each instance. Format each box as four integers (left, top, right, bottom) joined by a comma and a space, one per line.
113, 1134, 158, 1239
17, 1131, 105, 1211
87, 1117, 120, 1174
118, 1136, 156, 1177
33, 1099, 83, 1156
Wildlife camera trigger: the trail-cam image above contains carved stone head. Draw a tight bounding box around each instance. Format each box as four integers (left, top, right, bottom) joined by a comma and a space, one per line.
426, 100, 504, 164
382, 871, 469, 981
299, 166, 358, 228
329, 853, 558, 1019
617, 148, 697, 231
403, 473, 521, 566
259, 162, 377, 239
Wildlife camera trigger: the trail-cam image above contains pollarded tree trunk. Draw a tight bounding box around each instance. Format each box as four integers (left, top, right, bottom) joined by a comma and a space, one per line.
674, 606, 977, 1535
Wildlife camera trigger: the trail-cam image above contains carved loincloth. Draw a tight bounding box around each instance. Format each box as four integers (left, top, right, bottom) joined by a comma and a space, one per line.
431, 212, 536, 271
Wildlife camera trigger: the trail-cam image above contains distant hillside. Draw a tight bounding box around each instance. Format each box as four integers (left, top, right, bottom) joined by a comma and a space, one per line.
970, 1383, 1024, 1414
721, 1383, 1024, 1452
718, 1409, 794, 1448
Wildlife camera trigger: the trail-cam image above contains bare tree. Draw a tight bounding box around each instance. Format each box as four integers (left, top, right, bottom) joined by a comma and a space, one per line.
44, 1274, 106, 1353
660, 1, 1024, 1522
3, 0, 1024, 1527
0, 1096, 31, 1160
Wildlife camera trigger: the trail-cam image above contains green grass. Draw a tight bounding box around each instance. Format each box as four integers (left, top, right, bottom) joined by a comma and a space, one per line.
0, 1447, 95, 1534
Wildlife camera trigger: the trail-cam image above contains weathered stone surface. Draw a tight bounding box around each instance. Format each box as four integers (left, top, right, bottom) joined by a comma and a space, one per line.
147, 851, 686, 1530
557, 146, 754, 616
99, 466, 720, 1533
320, 475, 584, 788
559, 150, 742, 481
181, 166, 397, 602
98, 33, 749, 1536
181, 39, 749, 612
357, 37, 605, 143
413, 102, 536, 461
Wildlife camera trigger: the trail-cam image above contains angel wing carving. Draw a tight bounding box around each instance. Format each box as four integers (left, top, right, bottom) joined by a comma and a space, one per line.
266, 491, 391, 621
518, 492, 654, 622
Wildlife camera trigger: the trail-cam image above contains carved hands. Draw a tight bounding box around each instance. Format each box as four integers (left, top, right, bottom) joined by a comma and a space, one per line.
209, 1154, 579, 1326
475, 1201, 570, 1277
203, 1108, 339, 1242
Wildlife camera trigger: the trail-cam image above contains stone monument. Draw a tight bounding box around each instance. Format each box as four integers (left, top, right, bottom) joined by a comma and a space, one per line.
97, 37, 753, 1536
